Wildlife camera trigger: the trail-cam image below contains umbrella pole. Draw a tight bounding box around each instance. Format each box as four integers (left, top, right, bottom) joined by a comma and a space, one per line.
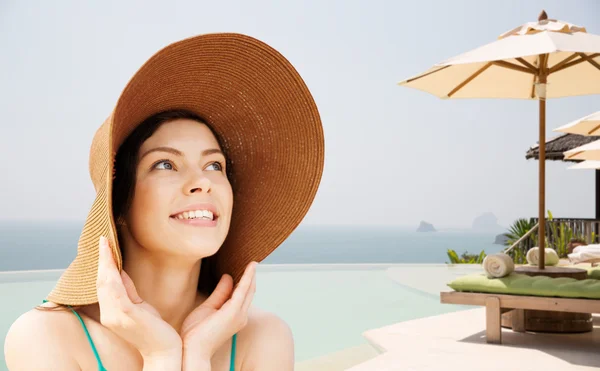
538, 75, 547, 270
596, 170, 600, 220
539, 97, 546, 270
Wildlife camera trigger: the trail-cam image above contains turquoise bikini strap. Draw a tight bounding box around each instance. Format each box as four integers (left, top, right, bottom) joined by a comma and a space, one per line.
69, 307, 105, 370
41, 300, 106, 371
230, 333, 237, 371
42, 301, 230, 371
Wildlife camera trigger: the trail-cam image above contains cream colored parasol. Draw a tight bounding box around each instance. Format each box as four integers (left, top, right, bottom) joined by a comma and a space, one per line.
554, 111, 600, 136
399, 11, 600, 269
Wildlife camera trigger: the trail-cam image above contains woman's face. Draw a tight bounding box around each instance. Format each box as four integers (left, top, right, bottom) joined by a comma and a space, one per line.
124, 118, 233, 259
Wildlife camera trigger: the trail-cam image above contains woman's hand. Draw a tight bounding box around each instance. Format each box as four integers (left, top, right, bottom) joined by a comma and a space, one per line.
181, 261, 257, 369
95, 236, 182, 368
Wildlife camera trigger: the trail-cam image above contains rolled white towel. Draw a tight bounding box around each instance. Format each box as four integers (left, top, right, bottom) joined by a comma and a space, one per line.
526, 247, 559, 266
482, 253, 514, 278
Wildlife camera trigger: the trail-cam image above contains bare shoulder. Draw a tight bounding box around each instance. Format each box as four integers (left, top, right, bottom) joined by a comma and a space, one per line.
236, 306, 294, 371
4, 304, 81, 370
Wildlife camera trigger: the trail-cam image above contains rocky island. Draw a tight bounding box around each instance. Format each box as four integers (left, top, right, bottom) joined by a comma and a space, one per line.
472, 212, 505, 232
417, 221, 436, 232
494, 234, 509, 245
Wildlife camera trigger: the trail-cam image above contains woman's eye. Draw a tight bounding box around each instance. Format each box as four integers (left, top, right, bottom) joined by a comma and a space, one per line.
206, 162, 223, 171
154, 160, 174, 170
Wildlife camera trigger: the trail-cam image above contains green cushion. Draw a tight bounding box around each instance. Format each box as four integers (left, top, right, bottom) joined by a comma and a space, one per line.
448, 273, 600, 299
587, 267, 600, 280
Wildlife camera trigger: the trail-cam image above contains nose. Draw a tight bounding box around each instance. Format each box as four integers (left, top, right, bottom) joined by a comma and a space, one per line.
184, 169, 212, 195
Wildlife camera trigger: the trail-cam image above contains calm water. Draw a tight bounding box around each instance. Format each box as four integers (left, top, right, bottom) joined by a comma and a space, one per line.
0, 222, 506, 271
0, 265, 474, 368
1, 222, 493, 368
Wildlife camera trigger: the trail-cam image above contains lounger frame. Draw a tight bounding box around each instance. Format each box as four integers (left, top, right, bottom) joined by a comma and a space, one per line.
585, 258, 600, 267
568, 258, 600, 267
440, 291, 600, 344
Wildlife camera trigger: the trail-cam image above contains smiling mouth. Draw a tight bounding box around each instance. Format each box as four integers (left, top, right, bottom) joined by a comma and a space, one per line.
170, 209, 218, 221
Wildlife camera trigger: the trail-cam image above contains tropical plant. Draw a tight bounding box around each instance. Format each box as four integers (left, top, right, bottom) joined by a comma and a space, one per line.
503, 210, 598, 263
530, 230, 549, 248
503, 218, 537, 264
446, 249, 487, 264
547, 210, 571, 257
511, 247, 527, 265
572, 231, 597, 245
503, 218, 536, 246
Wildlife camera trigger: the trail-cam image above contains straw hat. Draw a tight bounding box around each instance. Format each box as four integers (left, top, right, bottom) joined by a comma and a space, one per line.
46, 33, 324, 305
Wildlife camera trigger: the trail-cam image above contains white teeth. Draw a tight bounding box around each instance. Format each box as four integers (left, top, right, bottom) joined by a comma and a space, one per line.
173, 210, 215, 221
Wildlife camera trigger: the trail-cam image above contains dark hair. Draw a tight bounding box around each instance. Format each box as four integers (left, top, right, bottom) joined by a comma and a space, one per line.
112, 109, 231, 295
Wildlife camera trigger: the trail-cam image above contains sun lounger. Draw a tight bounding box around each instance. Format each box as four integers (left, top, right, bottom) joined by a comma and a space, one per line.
441, 291, 600, 344
442, 273, 600, 344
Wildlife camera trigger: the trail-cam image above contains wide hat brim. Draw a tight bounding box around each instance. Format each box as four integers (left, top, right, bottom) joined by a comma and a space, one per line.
47, 33, 324, 305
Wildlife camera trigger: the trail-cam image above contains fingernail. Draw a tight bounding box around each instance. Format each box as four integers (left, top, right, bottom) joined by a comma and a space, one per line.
99, 236, 107, 249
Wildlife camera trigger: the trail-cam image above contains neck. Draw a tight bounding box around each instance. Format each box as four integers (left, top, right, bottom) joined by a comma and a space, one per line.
122, 244, 204, 332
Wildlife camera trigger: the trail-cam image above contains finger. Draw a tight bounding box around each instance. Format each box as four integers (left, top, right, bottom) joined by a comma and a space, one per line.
96, 236, 120, 285
211, 264, 256, 337
121, 270, 144, 305
241, 267, 256, 314
228, 262, 256, 310
202, 274, 233, 309
96, 236, 108, 285
96, 236, 132, 312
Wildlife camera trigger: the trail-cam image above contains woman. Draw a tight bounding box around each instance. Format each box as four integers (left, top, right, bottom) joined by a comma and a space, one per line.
5, 33, 324, 371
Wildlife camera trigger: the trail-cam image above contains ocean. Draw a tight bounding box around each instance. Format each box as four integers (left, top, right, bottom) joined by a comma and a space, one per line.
1, 222, 502, 366
0, 221, 506, 271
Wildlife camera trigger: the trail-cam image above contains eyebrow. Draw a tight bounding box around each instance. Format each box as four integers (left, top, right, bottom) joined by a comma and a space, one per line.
139, 146, 224, 161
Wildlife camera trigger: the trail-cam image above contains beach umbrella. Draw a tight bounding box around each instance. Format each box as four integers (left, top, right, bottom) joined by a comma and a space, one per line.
398, 10, 600, 269
568, 160, 600, 170
564, 139, 600, 161
554, 111, 600, 136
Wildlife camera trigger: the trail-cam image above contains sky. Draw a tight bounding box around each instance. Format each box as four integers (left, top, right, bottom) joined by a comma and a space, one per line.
1, 0, 600, 229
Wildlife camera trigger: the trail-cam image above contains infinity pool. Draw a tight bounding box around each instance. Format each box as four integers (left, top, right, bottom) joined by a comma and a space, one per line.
0, 264, 479, 369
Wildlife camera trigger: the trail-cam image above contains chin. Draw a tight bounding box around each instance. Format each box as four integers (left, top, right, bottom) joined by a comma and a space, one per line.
164, 219, 226, 253
177, 236, 224, 258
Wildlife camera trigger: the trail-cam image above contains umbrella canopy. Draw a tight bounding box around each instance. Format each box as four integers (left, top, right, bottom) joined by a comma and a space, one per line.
554, 111, 600, 136
568, 160, 600, 170
565, 139, 600, 161
398, 10, 600, 270
399, 16, 600, 99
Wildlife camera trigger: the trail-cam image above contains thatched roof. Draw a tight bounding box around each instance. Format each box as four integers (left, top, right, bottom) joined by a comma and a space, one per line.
525, 133, 598, 162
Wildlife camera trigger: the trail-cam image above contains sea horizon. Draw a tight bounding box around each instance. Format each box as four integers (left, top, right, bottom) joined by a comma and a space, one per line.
0, 219, 510, 231
0, 221, 507, 272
